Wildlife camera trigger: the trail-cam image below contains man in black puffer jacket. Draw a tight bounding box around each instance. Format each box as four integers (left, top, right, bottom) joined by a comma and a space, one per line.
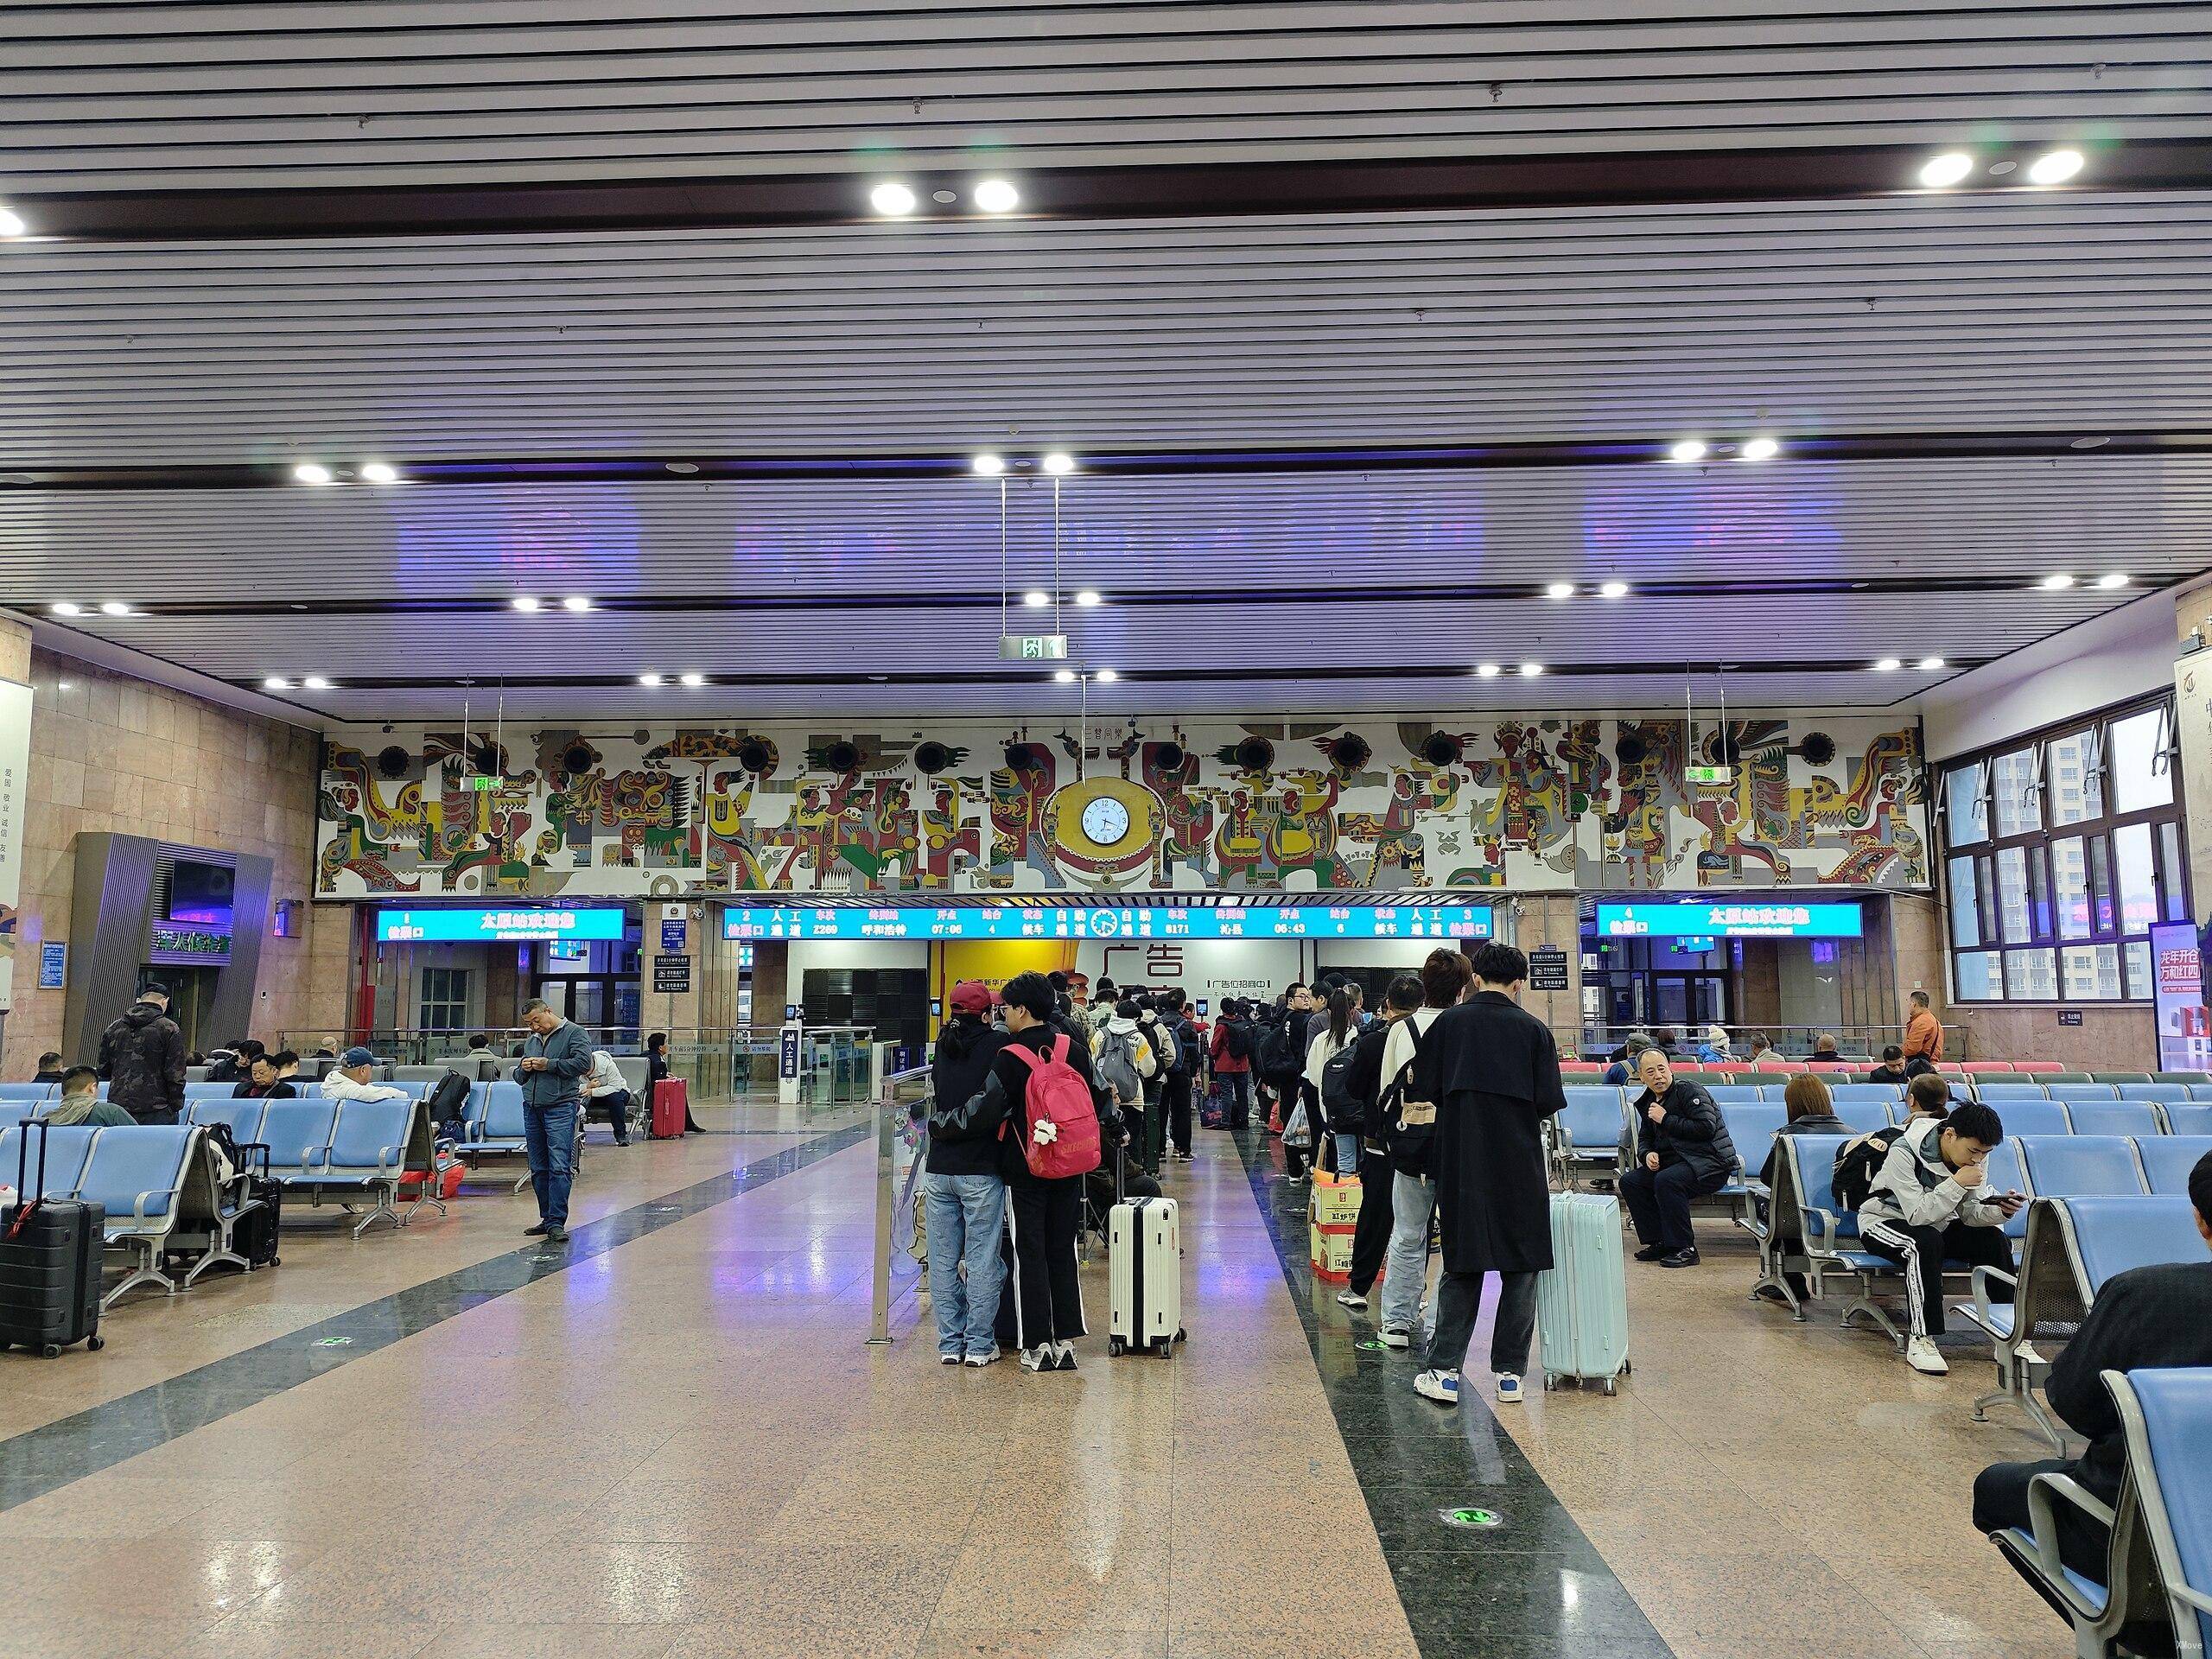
1618, 1047, 1738, 1268
97, 983, 188, 1125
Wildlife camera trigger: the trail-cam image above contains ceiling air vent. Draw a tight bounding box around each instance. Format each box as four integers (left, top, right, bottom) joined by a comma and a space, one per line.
914, 741, 953, 774
375, 745, 411, 780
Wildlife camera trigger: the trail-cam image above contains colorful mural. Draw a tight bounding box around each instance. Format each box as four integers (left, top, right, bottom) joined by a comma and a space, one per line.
315, 715, 1929, 899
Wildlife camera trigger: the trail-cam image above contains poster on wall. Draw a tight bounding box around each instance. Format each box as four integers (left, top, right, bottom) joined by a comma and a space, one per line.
0, 680, 31, 1013
314, 715, 1931, 902
2151, 920, 2211, 1072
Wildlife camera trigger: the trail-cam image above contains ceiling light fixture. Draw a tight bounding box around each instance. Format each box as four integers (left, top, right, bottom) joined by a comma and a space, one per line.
1023, 590, 1049, 607
2039, 573, 2076, 590
562, 595, 592, 612
263, 677, 292, 690
1917, 656, 1946, 671
48, 602, 79, 616
664, 461, 700, 474
99, 601, 131, 616
2096, 572, 2131, 589
639, 673, 664, 687
1095, 668, 1118, 683
1873, 658, 1903, 671
1919, 151, 1975, 188
1740, 437, 1780, 461
1598, 581, 1630, 599
0, 204, 25, 238
292, 461, 334, 486
2028, 148, 2084, 185
1074, 589, 1102, 607
972, 454, 1006, 476
1519, 662, 1543, 677
512, 596, 541, 612
302, 676, 334, 690
359, 461, 398, 484
973, 179, 1020, 213
1041, 452, 1075, 475
1053, 668, 1077, 683
1545, 582, 1575, 600
1475, 663, 1502, 678
679, 672, 706, 687
869, 181, 918, 216
1668, 439, 1707, 463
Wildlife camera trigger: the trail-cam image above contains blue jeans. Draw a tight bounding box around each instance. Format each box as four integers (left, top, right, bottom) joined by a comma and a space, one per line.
1333, 1131, 1363, 1175
524, 1099, 579, 1228
923, 1171, 1007, 1357
1382, 1169, 1437, 1339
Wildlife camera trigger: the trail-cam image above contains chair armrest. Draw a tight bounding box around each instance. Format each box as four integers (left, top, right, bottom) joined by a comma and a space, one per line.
2025, 1470, 2116, 1618
1972, 1264, 2017, 1332
132, 1187, 164, 1226
2172, 1584, 2212, 1617
1803, 1205, 1841, 1250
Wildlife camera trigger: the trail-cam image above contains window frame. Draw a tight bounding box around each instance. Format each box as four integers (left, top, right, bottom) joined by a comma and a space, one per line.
1937, 690, 2189, 1005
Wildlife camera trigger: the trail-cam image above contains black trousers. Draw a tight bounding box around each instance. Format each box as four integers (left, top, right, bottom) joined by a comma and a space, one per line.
585, 1089, 632, 1141
1618, 1160, 1726, 1254
1348, 1147, 1395, 1295
1973, 1458, 2108, 1583
1163, 1074, 1193, 1155
1862, 1217, 2014, 1338
1219, 1071, 1252, 1128
997, 1179, 1087, 1351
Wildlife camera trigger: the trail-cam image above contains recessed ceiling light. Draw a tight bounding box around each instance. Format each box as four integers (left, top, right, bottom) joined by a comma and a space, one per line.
869, 181, 918, 216
1919, 151, 1975, 188
49, 602, 80, 616
1917, 656, 1946, 671
1598, 581, 1630, 600
664, 461, 699, 474
1873, 658, 1903, 671
1074, 589, 1102, 607
678, 672, 706, 687
2028, 148, 2084, 185
1475, 663, 1502, 678
972, 454, 1005, 476
2096, 572, 2130, 589
2069, 436, 2109, 449
1545, 582, 1576, 600
263, 676, 292, 690
1668, 439, 1707, 464
973, 179, 1020, 213
302, 676, 334, 690
99, 601, 131, 616
1095, 667, 1118, 683
512, 596, 541, 612
0, 204, 25, 238
562, 595, 592, 612
1519, 662, 1543, 677
359, 461, 398, 484
639, 673, 664, 687
2039, 573, 2076, 590
931, 189, 957, 204
1022, 590, 1049, 608
1053, 668, 1077, 683
1740, 437, 1780, 461
292, 461, 334, 486
1041, 452, 1075, 475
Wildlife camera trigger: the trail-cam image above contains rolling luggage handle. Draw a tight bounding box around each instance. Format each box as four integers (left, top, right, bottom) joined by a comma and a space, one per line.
3, 1116, 50, 1242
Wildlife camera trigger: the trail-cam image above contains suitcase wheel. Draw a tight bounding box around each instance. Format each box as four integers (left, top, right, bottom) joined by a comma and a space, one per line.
1601, 1376, 1618, 1395
40, 1344, 59, 1359
1543, 1374, 1559, 1391
86, 1336, 104, 1352
1108, 1337, 1126, 1357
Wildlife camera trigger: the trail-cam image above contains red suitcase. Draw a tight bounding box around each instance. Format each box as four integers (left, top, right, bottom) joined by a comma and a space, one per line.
651, 1079, 688, 1139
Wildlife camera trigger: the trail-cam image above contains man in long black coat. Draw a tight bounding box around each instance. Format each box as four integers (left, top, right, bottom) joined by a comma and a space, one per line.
1407, 942, 1567, 1408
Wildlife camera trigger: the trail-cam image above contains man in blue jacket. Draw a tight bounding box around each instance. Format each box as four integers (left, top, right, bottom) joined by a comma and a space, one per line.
517, 997, 591, 1243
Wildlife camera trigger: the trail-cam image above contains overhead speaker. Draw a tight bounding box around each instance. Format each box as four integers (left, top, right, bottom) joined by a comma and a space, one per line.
735, 738, 772, 773
375, 745, 411, 780
1332, 734, 1372, 772
914, 741, 952, 774
1154, 741, 1187, 774
1614, 732, 1649, 768
1712, 730, 1743, 766
1004, 742, 1039, 773
823, 740, 861, 774
1234, 735, 1274, 772
1801, 731, 1837, 767
560, 742, 594, 775
470, 741, 500, 775
1421, 732, 1463, 767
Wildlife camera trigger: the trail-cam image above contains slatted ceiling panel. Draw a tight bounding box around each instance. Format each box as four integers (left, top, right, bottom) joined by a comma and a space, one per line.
4, 196, 2209, 461
6, 2, 2209, 188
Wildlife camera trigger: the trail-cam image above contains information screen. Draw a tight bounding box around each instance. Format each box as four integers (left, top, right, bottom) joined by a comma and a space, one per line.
1594, 901, 1863, 940
721, 903, 1496, 942
374, 906, 630, 944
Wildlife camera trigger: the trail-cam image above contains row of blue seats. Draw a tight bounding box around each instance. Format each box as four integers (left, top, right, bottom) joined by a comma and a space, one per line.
1713, 1101, 2212, 1190
181, 1094, 441, 1236
0, 1079, 439, 1103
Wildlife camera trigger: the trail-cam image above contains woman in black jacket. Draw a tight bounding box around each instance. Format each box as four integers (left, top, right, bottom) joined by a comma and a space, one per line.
1619, 1048, 1738, 1268
923, 983, 1013, 1367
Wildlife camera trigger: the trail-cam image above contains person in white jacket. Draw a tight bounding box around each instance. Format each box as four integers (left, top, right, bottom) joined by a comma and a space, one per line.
1857, 1099, 2023, 1374
321, 1046, 406, 1104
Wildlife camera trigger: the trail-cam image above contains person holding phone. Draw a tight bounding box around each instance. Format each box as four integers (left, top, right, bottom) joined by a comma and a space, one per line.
1858, 1100, 2021, 1376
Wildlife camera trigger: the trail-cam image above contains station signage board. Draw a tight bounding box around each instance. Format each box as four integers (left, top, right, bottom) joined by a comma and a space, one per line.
721, 903, 1496, 942
1594, 901, 1863, 940
374, 906, 629, 944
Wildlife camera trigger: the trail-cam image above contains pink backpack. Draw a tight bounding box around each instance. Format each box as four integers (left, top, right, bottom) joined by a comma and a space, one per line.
1001, 1033, 1103, 1180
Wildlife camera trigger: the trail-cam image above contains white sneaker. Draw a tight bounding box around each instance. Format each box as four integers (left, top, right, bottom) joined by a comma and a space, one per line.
1380, 1326, 1412, 1350
938, 1352, 962, 1366
1336, 1289, 1368, 1310
1495, 1374, 1524, 1404
1905, 1336, 1950, 1376
1414, 1369, 1460, 1406
1020, 1346, 1053, 1373
963, 1348, 1001, 1368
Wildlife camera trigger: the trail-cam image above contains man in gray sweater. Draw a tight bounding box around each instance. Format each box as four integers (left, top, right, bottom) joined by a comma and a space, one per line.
517, 997, 592, 1243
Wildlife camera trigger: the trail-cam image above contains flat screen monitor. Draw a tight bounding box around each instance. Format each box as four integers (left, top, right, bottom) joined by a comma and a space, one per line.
374, 906, 629, 944
721, 903, 1496, 941
166, 859, 235, 927
1593, 901, 1863, 940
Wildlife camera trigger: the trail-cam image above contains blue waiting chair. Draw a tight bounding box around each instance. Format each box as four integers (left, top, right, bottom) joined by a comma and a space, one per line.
1718, 1103, 1787, 1222
306, 1098, 428, 1235
1767, 1133, 1909, 1338
2137, 1138, 2212, 1198
2178, 1103, 2212, 1129
2051, 1084, 2122, 1103
1552, 1088, 1629, 1187
2120, 1082, 2193, 1104
1706, 1085, 1764, 1104
1993, 1100, 2074, 1139
0, 1102, 31, 1133
454, 1081, 534, 1193
2020, 1136, 2149, 1198
1830, 1098, 1897, 1135
0, 1083, 58, 1103
1979, 1082, 2057, 1102
73, 1126, 196, 1308
186, 1096, 269, 1151
2067, 1102, 2169, 1139
0, 1125, 97, 1198
1829, 1084, 1904, 1105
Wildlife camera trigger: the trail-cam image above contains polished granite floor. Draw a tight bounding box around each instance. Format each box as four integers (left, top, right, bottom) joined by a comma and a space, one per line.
0, 1101, 2071, 1658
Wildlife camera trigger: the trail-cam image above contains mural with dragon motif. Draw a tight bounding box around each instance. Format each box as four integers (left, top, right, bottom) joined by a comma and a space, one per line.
315, 715, 1929, 899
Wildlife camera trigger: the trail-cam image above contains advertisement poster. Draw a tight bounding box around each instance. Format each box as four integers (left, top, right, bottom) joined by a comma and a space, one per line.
2151, 919, 2211, 1073
0, 680, 31, 1013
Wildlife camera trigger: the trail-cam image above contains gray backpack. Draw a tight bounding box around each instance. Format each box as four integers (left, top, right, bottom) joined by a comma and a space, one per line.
1095, 1027, 1143, 1102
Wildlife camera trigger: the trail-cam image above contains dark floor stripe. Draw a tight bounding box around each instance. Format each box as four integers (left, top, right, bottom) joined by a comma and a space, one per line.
0, 1122, 870, 1508
1229, 1128, 1676, 1659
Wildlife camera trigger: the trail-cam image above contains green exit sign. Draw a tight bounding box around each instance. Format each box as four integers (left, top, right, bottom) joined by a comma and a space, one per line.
465, 775, 500, 791
1685, 765, 1734, 785
1000, 633, 1069, 661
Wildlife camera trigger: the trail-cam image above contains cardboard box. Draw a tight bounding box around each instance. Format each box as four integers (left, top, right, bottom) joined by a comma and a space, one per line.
1310, 1221, 1357, 1281
1309, 1170, 1363, 1229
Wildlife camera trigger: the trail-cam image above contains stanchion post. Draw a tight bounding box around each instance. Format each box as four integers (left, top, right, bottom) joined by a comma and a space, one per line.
867, 1077, 895, 1346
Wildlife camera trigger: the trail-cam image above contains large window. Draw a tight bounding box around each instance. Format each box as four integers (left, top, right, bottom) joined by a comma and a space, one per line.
419, 967, 472, 1031
1940, 694, 2188, 1003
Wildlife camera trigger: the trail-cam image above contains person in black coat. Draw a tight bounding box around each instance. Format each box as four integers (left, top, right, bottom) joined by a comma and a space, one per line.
1619, 1047, 1738, 1268
1406, 944, 1567, 1408
96, 984, 187, 1124
922, 982, 1013, 1366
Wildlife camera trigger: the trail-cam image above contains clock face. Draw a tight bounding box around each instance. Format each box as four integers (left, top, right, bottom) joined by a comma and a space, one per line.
1080, 797, 1131, 845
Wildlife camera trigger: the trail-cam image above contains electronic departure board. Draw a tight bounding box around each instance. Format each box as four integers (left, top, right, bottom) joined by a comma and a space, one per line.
1594, 901, 1864, 940
721, 904, 1496, 942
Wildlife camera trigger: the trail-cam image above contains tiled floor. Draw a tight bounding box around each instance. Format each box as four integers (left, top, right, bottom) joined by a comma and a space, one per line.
0, 1103, 2073, 1658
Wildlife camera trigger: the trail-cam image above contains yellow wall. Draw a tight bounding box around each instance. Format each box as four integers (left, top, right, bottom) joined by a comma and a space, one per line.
931, 940, 1080, 1035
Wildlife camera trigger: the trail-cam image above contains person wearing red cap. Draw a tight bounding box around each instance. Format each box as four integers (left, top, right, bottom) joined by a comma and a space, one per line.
923, 980, 1013, 1365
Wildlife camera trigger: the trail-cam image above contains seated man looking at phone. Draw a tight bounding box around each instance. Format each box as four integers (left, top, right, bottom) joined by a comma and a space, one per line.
1858, 1099, 2022, 1376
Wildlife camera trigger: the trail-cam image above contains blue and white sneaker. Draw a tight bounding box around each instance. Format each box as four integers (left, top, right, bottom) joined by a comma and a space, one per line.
1495, 1373, 1524, 1404
1414, 1369, 1460, 1406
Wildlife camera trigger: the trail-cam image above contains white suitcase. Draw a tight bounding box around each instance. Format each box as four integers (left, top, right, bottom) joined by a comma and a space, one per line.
1108, 1195, 1184, 1357
1536, 1191, 1631, 1394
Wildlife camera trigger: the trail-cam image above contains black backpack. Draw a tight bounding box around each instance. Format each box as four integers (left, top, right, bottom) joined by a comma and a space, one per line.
1319, 1040, 1363, 1129
427, 1069, 473, 1138
1259, 1019, 1299, 1078
1830, 1126, 1904, 1213
1224, 1019, 1256, 1062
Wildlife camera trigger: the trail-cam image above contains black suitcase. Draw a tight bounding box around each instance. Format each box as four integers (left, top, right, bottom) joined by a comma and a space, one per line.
0, 1122, 105, 1357
232, 1176, 283, 1269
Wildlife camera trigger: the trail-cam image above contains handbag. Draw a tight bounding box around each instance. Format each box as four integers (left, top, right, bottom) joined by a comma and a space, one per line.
1281, 1098, 1312, 1150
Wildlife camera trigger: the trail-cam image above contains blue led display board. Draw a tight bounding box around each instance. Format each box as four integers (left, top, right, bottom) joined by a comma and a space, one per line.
721, 904, 1495, 942
1595, 901, 1863, 940
374, 906, 629, 944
